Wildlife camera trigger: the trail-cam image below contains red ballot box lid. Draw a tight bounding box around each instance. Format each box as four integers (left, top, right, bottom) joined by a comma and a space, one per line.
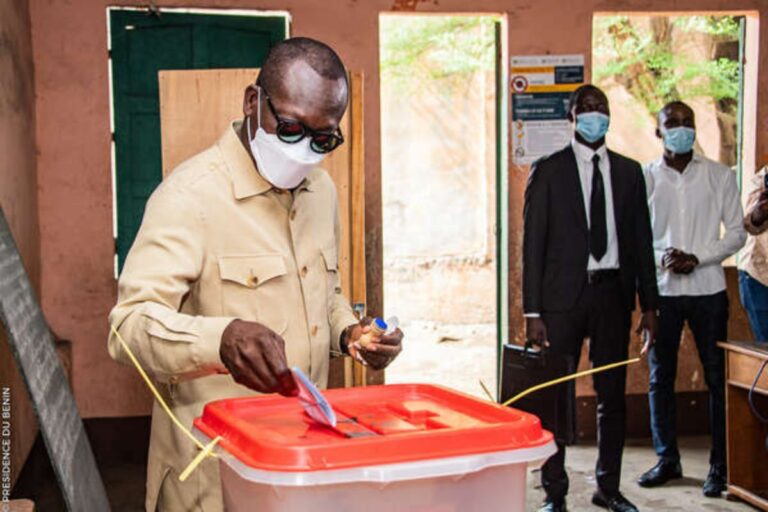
194, 383, 552, 472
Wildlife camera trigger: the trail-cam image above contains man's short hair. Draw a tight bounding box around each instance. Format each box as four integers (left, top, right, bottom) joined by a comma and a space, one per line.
256, 37, 348, 97
567, 84, 607, 114
657, 100, 694, 125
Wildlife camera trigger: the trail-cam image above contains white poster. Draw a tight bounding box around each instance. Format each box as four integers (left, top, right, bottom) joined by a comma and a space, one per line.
511, 55, 585, 164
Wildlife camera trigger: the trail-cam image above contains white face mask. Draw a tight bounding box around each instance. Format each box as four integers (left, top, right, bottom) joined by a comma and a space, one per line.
247, 88, 326, 190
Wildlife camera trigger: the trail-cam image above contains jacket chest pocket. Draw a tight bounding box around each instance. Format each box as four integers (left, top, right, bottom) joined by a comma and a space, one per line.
218, 255, 289, 335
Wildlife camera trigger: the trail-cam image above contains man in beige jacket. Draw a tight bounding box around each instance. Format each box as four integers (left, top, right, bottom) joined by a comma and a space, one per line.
108, 37, 403, 511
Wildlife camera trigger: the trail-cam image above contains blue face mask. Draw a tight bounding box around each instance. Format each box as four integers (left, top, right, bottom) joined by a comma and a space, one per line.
662, 126, 696, 154
575, 112, 610, 143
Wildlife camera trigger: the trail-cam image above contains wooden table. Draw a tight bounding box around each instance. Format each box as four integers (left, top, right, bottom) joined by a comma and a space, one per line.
719, 341, 768, 510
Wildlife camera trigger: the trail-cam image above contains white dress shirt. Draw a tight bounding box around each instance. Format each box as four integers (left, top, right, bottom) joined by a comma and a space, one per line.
644, 153, 746, 297
525, 140, 620, 318
572, 139, 620, 270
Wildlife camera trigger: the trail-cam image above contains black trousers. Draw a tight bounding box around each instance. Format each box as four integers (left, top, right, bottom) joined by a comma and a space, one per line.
648, 292, 727, 468
541, 274, 631, 501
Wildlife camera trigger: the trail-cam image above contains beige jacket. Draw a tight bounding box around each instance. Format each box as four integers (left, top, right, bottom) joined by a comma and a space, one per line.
739, 166, 768, 286
108, 121, 358, 511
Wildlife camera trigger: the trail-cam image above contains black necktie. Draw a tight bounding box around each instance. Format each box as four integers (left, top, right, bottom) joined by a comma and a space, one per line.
590, 154, 607, 261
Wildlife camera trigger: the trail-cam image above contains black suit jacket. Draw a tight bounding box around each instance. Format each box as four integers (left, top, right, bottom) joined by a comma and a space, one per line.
522, 145, 658, 314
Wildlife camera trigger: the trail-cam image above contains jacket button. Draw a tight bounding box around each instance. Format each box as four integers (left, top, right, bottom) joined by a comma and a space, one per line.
311, 325, 319, 336
290, 209, 297, 221
249, 276, 259, 287
301, 266, 308, 277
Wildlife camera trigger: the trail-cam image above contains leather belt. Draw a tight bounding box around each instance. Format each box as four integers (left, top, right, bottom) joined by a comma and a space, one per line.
586, 269, 621, 285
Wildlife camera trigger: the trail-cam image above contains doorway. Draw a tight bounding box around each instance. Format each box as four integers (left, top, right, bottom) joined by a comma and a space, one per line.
379, 14, 505, 398
592, 14, 755, 182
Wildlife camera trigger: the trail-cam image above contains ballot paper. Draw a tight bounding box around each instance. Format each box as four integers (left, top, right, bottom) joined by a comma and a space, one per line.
292, 367, 337, 427
385, 316, 399, 334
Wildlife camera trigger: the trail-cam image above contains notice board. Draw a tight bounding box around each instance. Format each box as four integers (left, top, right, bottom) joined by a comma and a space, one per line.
511, 55, 584, 164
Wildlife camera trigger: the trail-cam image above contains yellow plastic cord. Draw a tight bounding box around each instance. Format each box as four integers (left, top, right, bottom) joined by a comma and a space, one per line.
109, 325, 218, 480
180, 436, 222, 482
501, 357, 640, 407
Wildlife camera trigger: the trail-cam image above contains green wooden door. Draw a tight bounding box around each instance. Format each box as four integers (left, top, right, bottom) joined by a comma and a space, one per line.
109, 10, 288, 270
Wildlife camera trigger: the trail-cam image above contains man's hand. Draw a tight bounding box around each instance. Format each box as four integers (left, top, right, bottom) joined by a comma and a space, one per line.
220, 320, 298, 396
750, 192, 768, 227
344, 317, 403, 370
526, 317, 548, 346
662, 248, 698, 274
676, 253, 699, 274
636, 310, 658, 356
661, 247, 682, 270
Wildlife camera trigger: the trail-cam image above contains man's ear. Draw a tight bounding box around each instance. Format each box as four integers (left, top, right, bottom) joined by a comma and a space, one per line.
243, 84, 259, 117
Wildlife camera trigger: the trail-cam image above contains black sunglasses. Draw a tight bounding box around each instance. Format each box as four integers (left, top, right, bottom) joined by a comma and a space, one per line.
258, 86, 344, 154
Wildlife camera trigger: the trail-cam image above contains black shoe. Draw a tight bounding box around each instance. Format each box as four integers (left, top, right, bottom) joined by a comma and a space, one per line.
538, 499, 567, 512
637, 460, 683, 488
703, 465, 726, 497
592, 490, 639, 512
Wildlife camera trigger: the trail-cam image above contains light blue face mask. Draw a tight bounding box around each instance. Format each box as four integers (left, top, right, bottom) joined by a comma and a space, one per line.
575, 112, 610, 143
662, 126, 696, 154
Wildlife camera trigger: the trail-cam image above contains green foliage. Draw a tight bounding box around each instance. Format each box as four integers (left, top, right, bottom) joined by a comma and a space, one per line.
593, 15, 741, 115
380, 16, 496, 89
682, 58, 740, 100
674, 16, 741, 39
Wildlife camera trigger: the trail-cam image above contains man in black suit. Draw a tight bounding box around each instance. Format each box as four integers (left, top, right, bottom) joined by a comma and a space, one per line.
523, 84, 659, 512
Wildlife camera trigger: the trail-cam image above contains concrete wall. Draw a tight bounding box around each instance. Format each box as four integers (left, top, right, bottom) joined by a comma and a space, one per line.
26, 0, 767, 418
382, 50, 497, 326
0, 0, 40, 483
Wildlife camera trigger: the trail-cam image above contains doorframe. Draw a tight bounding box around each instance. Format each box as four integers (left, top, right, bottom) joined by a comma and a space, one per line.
106, 5, 292, 22
738, 13, 760, 201
377, 13, 507, 395
494, 18, 509, 402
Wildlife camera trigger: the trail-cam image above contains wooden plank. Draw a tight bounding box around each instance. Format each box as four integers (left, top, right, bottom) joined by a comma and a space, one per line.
159, 68, 260, 176
6, 500, 35, 512
327, 357, 347, 389
159, 68, 360, 302
725, 384, 767, 491
350, 71, 367, 307
719, 341, 768, 361
724, 346, 768, 510
728, 380, 768, 396
323, 89, 352, 298
726, 485, 768, 511
727, 351, 768, 393
347, 71, 375, 387
159, 69, 369, 388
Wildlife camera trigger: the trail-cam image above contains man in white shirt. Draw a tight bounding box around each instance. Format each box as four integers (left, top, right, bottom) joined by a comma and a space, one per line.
638, 101, 746, 498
